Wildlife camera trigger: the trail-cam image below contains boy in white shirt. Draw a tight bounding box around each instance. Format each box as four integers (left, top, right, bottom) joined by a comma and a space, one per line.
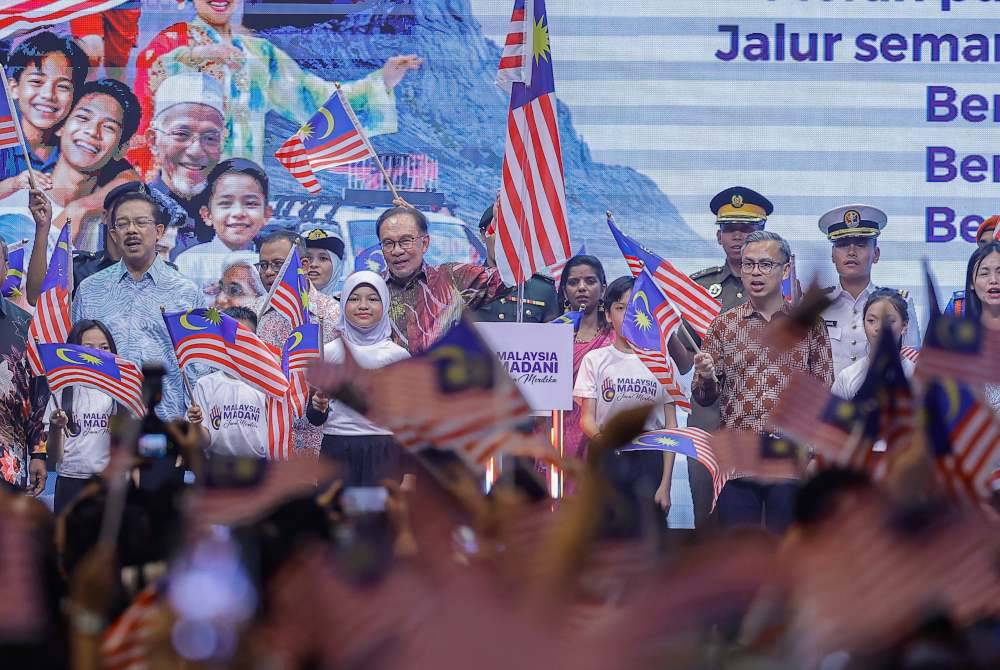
186, 307, 268, 458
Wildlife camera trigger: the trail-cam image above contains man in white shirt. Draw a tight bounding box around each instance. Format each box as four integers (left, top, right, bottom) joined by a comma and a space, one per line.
186, 307, 267, 458
818, 204, 921, 376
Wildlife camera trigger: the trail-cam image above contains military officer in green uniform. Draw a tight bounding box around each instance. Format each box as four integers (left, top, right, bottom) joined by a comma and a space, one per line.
685, 186, 773, 529
474, 204, 560, 323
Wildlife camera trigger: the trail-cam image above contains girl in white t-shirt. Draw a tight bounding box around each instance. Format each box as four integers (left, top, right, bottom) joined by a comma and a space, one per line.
831, 288, 915, 400
48, 319, 119, 515
573, 276, 678, 511
310, 271, 410, 486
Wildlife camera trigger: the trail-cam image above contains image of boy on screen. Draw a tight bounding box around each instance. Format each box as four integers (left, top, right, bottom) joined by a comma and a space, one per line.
0, 31, 88, 196
145, 72, 226, 257
174, 158, 271, 297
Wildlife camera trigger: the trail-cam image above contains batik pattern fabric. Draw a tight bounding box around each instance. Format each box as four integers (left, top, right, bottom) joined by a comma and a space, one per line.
130, 18, 398, 174
383, 263, 508, 355
256, 287, 340, 456
0, 300, 48, 488
693, 301, 835, 434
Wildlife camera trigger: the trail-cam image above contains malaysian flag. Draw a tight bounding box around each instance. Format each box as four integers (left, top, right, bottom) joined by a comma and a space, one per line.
259, 248, 310, 329
496, 0, 534, 90
495, 0, 571, 285
607, 214, 721, 338
925, 379, 1000, 508
545, 241, 585, 287
916, 266, 1000, 388
852, 327, 915, 456
621, 427, 722, 508
284, 322, 321, 374
38, 343, 144, 417
0, 88, 18, 151
266, 327, 315, 460
163, 307, 288, 398
0, 0, 130, 38
274, 87, 376, 194
27, 223, 71, 374
621, 269, 689, 412
100, 584, 159, 670
547, 308, 582, 331
1, 243, 24, 298
354, 242, 387, 274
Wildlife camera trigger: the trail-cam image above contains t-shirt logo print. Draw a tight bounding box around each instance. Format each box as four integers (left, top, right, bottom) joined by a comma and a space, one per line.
210, 405, 222, 430
601, 376, 616, 402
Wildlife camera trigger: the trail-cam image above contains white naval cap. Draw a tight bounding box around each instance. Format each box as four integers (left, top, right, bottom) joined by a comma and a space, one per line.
818, 204, 887, 242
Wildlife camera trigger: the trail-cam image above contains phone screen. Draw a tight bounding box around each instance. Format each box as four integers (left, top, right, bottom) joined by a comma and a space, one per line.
341, 486, 388, 515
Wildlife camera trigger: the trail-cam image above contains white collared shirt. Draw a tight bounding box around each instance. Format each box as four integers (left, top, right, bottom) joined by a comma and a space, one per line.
821, 282, 921, 376
832, 356, 916, 400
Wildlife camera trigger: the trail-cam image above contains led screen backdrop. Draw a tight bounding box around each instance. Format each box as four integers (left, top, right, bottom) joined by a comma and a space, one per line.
3, 0, 996, 320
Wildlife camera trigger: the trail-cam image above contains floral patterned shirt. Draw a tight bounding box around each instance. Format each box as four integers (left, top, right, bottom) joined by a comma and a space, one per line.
256, 287, 340, 456
384, 263, 508, 355
0, 299, 49, 488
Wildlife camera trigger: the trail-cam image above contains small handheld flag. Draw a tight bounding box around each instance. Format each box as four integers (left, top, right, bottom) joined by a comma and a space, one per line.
27, 225, 72, 374
258, 249, 310, 329
275, 87, 377, 194
547, 309, 582, 331
163, 307, 288, 397
621, 269, 689, 411
39, 343, 144, 417
607, 213, 721, 338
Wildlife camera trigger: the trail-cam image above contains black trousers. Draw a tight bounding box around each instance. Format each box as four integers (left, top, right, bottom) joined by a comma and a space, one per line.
54, 475, 91, 516
717, 478, 800, 535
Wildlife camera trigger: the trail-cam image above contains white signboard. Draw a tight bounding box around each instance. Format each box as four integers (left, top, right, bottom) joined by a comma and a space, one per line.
474, 322, 574, 412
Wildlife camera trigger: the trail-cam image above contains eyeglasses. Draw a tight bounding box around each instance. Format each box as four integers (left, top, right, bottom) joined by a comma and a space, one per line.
152, 127, 223, 150
740, 260, 785, 274
255, 260, 288, 273
111, 219, 157, 232
380, 235, 426, 252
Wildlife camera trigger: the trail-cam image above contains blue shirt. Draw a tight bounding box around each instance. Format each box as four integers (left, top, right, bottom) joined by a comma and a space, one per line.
0, 145, 59, 180
72, 256, 205, 420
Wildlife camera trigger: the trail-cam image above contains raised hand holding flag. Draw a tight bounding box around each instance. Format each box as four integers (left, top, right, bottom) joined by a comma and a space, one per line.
27, 223, 72, 374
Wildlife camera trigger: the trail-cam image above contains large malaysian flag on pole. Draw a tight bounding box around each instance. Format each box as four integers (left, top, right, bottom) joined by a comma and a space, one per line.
494, 0, 572, 285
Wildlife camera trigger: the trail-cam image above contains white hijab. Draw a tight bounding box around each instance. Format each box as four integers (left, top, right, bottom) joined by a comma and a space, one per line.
338, 271, 392, 347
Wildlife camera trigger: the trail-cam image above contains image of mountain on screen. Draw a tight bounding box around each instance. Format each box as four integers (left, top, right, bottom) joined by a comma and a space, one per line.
258, 0, 698, 243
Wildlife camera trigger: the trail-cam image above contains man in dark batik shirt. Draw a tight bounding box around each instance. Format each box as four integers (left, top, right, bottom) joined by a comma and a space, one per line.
0, 238, 48, 493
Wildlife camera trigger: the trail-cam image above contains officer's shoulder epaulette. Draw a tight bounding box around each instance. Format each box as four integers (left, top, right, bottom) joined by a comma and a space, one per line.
72, 250, 97, 259
822, 285, 837, 293
532, 272, 555, 285
690, 266, 723, 280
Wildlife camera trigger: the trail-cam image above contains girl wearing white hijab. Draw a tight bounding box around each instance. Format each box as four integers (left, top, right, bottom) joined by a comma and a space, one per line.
312, 271, 410, 485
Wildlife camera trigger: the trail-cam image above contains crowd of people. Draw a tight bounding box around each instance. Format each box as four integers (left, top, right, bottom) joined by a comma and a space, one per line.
0, 3, 997, 669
